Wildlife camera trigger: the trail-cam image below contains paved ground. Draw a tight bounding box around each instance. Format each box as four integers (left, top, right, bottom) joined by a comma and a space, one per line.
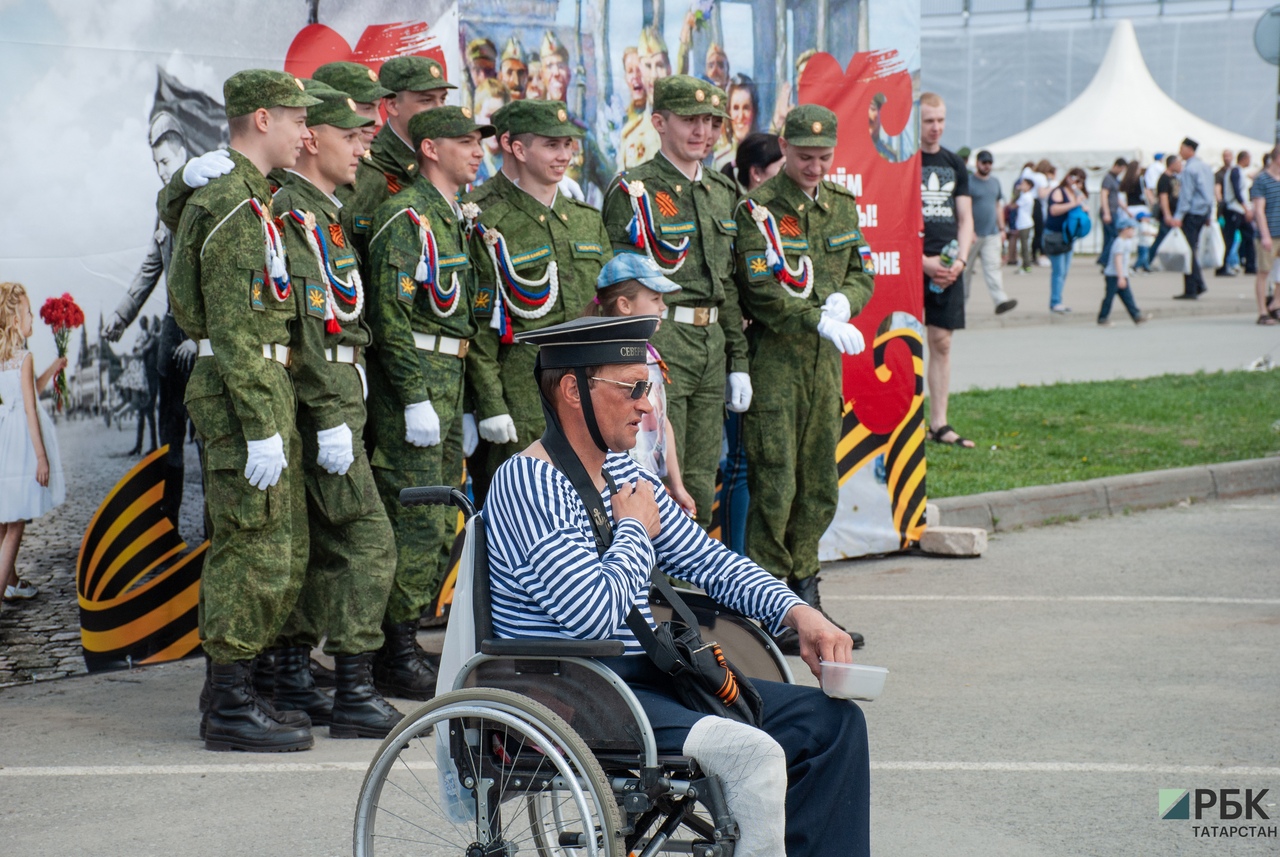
1, 495, 1275, 856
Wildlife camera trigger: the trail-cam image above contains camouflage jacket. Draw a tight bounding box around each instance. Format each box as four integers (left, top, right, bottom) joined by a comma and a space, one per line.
273, 170, 370, 432
462, 180, 613, 421
734, 171, 874, 335
602, 151, 748, 372
366, 175, 478, 408
347, 124, 420, 272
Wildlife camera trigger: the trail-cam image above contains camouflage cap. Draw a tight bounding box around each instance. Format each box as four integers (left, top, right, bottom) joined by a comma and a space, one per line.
707, 84, 730, 120
504, 99, 583, 138
224, 69, 321, 119
301, 79, 374, 129
782, 104, 838, 147
312, 61, 392, 103
653, 74, 721, 117
379, 55, 457, 93
489, 101, 513, 138
409, 106, 496, 148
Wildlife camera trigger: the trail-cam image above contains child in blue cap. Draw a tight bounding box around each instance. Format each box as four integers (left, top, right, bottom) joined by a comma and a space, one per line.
587, 254, 697, 515
1099, 213, 1151, 326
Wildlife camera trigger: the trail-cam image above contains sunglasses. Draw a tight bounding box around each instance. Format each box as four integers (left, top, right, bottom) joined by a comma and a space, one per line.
589, 376, 654, 399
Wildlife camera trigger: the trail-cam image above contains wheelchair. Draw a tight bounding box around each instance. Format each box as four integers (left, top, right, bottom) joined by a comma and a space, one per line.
353, 486, 796, 857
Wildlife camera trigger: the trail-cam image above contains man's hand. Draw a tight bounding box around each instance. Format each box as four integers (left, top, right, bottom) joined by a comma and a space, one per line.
1169, 217, 1183, 229
612, 479, 661, 540
182, 149, 235, 189
923, 255, 956, 286
725, 372, 752, 413
478, 414, 519, 444
103, 313, 128, 343
1262, 235, 1273, 255
782, 603, 855, 679
1118, 276, 1128, 290
316, 423, 355, 475
173, 339, 197, 372
405, 401, 441, 447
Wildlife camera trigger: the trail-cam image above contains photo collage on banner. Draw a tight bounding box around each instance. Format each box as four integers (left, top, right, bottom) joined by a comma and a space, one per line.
0, 0, 920, 671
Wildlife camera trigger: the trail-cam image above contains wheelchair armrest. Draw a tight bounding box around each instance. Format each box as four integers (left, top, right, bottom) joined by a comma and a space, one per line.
479, 638, 626, 657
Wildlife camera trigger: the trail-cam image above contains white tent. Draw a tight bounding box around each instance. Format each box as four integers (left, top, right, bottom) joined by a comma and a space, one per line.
982, 18, 1271, 175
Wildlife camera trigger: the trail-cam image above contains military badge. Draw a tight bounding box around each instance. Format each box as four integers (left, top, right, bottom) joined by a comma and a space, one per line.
367, 68, 378, 82
346, 98, 357, 111
385, 174, 402, 195
694, 88, 706, 102
398, 273, 416, 304
778, 215, 802, 238
430, 65, 441, 78
250, 276, 265, 310
812, 121, 822, 134
462, 107, 472, 119
745, 254, 770, 280
654, 191, 678, 218
328, 223, 346, 249
305, 283, 327, 318
557, 108, 568, 122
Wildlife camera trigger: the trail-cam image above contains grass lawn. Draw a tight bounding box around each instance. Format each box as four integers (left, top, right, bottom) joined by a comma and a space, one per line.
925, 370, 1280, 498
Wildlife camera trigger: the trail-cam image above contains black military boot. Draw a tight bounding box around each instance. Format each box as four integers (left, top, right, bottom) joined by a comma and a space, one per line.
198, 653, 310, 739
204, 661, 314, 752
330, 653, 405, 739
272, 645, 334, 726
372, 620, 439, 701
251, 650, 277, 698
790, 575, 865, 649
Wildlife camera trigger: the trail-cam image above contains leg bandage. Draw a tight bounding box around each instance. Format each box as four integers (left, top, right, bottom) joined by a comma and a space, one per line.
682, 715, 787, 857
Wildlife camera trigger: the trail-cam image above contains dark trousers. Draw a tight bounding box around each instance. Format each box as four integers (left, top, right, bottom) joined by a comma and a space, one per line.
1149, 221, 1170, 259
1099, 275, 1142, 322
1220, 209, 1256, 274
717, 412, 750, 555
1098, 219, 1118, 268
1180, 213, 1208, 296
607, 655, 871, 857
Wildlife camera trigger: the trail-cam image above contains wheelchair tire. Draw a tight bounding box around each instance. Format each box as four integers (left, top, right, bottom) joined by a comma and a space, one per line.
354, 687, 622, 857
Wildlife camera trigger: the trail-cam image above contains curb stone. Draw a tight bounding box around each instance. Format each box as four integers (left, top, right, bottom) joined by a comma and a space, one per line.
933, 456, 1280, 532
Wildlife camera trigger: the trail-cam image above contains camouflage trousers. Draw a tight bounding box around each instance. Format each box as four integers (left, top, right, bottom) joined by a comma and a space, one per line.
196, 425, 309, 665
473, 342, 545, 507
278, 363, 396, 655
742, 329, 842, 582
651, 317, 727, 531
368, 348, 466, 624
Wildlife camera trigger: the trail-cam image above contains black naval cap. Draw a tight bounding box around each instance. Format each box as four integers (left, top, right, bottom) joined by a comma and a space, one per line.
516, 315, 659, 370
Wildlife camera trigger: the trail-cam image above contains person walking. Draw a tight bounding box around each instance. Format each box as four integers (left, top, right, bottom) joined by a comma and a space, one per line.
1250, 145, 1280, 324
919, 92, 975, 447
1013, 177, 1036, 272
1044, 167, 1089, 314
1169, 137, 1215, 299
1098, 158, 1127, 268
1219, 150, 1255, 279
966, 150, 1017, 314
1097, 214, 1150, 327
1149, 155, 1181, 259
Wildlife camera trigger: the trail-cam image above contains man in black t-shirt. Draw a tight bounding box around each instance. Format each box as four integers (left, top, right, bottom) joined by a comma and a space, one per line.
919, 92, 975, 448
1150, 155, 1181, 258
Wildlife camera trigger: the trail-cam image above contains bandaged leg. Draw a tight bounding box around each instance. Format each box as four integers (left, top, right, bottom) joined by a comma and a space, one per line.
682, 715, 787, 857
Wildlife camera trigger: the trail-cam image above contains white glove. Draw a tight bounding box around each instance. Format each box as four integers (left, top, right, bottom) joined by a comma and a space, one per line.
822, 292, 852, 324
316, 423, 354, 476
817, 315, 866, 355
558, 175, 586, 201
405, 401, 441, 447
725, 372, 753, 413
355, 363, 368, 400
244, 433, 286, 491
462, 413, 479, 457
478, 414, 519, 444
182, 149, 235, 189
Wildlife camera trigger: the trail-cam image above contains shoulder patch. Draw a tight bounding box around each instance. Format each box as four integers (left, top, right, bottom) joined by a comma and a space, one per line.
716, 219, 738, 234
250, 275, 265, 310
353, 215, 371, 233
744, 253, 771, 281
304, 282, 327, 318
397, 272, 417, 303
473, 286, 494, 316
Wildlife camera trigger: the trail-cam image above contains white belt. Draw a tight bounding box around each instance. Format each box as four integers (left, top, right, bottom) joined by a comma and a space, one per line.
662, 305, 719, 326
325, 344, 359, 364
197, 339, 291, 366
412, 331, 470, 359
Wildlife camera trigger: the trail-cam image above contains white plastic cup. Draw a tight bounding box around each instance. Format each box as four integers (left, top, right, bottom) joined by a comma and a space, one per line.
819, 661, 889, 701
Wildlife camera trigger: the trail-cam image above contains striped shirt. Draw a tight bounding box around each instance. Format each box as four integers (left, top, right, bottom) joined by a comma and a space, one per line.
1250, 170, 1280, 240
485, 452, 804, 653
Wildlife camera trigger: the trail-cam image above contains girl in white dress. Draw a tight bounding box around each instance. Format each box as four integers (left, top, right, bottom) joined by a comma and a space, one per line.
0, 282, 67, 606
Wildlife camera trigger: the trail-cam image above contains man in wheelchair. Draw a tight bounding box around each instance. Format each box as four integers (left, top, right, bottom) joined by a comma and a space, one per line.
482, 314, 871, 856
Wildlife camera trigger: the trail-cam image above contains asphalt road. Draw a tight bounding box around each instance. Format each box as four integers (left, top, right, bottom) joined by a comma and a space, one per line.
2, 494, 1277, 856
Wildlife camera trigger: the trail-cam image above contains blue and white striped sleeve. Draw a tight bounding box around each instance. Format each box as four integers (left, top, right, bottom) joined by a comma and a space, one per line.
618, 458, 805, 635
488, 456, 656, 640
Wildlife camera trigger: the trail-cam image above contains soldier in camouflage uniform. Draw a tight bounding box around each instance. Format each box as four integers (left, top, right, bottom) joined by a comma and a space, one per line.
602, 75, 748, 530
348, 56, 455, 276
463, 100, 614, 502
311, 61, 391, 201
266, 82, 403, 738
166, 70, 320, 752
365, 107, 492, 699
734, 105, 873, 650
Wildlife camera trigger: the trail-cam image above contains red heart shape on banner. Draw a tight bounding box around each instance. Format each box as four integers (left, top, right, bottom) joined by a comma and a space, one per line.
285, 22, 447, 80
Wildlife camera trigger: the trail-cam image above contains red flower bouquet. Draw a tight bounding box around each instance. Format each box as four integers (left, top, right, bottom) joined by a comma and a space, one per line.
39, 293, 84, 412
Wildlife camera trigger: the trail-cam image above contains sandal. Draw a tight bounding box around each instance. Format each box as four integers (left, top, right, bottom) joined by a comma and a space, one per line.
928, 424, 976, 449
1258, 314, 1278, 326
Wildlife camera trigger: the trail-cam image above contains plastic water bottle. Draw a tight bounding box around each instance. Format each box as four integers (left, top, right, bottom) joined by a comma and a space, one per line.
928, 239, 959, 294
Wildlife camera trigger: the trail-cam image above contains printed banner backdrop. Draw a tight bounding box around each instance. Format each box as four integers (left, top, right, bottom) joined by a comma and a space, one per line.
0, 0, 920, 669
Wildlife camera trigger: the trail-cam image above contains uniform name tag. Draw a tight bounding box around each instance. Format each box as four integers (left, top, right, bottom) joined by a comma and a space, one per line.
397, 272, 417, 304
745, 254, 771, 281
333, 252, 356, 271
717, 219, 738, 234
780, 238, 810, 251
827, 229, 863, 250
353, 215, 371, 233
305, 283, 327, 318
658, 221, 696, 236
509, 245, 551, 268
438, 253, 468, 269
572, 242, 603, 255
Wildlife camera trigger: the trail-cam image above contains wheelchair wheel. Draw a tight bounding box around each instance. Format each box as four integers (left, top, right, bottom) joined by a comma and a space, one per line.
354, 688, 622, 857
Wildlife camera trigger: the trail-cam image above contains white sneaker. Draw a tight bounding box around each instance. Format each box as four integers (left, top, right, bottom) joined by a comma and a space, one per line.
4, 579, 38, 600
1036, 257, 1052, 268
1051, 304, 1072, 314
